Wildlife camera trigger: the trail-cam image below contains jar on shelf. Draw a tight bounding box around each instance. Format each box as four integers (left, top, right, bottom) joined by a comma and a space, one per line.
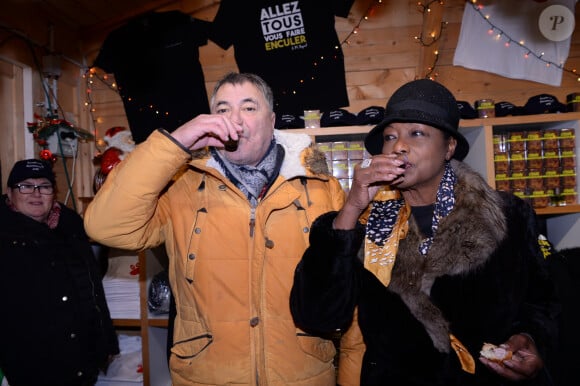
511, 171, 527, 190
525, 130, 543, 152
494, 153, 509, 173
562, 187, 578, 205
543, 168, 562, 190
475, 99, 495, 118
527, 169, 545, 190
566, 93, 580, 112
493, 134, 508, 154
508, 131, 526, 152
530, 190, 549, 208
347, 141, 365, 160
526, 151, 544, 170
332, 159, 349, 179
331, 142, 348, 160
561, 168, 577, 188
495, 172, 511, 191
543, 149, 561, 169
509, 151, 526, 172
559, 128, 576, 148
542, 129, 560, 151
560, 149, 576, 168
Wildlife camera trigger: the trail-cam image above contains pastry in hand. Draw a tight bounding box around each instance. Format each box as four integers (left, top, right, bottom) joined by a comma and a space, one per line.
480, 342, 513, 364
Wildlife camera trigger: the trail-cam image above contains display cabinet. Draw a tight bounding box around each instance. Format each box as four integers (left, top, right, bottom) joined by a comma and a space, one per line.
459, 113, 579, 250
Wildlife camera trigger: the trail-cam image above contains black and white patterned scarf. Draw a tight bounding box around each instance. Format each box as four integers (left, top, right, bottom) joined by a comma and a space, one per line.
366, 161, 457, 256
210, 139, 284, 205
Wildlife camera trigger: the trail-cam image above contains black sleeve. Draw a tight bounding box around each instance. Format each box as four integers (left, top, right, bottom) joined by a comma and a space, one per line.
290, 211, 365, 335
62, 206, 120, 356
208, 0, 237, 50
77, 214, 120, 356
503, 192, 560, 359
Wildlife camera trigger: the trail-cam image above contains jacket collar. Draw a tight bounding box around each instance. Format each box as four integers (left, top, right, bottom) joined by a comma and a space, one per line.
192, 129, 331, 180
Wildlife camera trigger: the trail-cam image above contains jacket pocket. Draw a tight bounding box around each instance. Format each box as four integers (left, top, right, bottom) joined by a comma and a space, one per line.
296, 331, 336, 362
171, 332, 213, 359
171, 306, 213, 359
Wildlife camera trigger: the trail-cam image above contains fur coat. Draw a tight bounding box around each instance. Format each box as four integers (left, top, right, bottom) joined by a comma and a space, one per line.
291, 160, 560, 386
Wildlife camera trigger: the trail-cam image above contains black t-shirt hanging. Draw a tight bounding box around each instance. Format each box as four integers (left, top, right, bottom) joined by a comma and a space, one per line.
93, 11, 211, 144
210, 0, 354, 116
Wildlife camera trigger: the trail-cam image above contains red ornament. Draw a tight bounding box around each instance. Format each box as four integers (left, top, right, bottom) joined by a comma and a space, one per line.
100, 147, 122, 174
39, 149, 53, 160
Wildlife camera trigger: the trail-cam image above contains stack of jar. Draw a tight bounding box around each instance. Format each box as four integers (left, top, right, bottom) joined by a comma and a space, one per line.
493, 128, 577, 208
318, 140, 370, 192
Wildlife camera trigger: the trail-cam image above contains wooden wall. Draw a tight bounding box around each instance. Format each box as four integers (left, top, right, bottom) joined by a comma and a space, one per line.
2, 0, 580, 209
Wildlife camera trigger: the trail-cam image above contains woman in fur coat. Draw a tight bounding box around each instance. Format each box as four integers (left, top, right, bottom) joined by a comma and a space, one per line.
290, 79, 560, 385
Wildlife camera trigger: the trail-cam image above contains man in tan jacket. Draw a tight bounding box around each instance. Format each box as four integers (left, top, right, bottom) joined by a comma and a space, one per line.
84, 72, 345, 385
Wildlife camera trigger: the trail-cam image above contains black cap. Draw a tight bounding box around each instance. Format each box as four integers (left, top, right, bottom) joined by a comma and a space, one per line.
523, 94, 566, 115
321, 109, 358, 127
364, 79, 469, 160
456, 101, 478, 119
7, 159, 55, 187
275, 113, 305, 129
495, 101, 524, 117
356, 106, 386, 125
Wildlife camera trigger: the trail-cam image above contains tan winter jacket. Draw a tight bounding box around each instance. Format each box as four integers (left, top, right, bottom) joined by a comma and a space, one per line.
84, 129, 345, 385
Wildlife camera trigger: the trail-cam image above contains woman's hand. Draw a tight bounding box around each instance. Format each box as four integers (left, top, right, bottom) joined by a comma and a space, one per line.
333, 154, 406, 230
479, 333, 544, 381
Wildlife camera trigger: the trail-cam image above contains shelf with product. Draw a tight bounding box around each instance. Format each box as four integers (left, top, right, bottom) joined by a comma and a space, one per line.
99, 247, 171, 386
287, 112, 580, 250
459, 112, 579, 250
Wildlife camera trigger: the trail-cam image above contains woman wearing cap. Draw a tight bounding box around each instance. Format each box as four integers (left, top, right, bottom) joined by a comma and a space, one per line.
290, 79, 559, 385
0, 159, 119, 386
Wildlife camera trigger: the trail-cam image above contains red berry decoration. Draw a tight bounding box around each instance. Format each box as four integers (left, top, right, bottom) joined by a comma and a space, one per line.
39, 149, 53, 160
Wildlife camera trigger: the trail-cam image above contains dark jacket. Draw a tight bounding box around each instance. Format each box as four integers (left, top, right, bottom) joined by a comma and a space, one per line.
0, 195, 119, 386
290, 161, 560, 386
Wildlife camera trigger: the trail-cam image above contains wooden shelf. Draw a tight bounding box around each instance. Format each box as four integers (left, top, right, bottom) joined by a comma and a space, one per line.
147, 317, 169, 328
285, 125, 373, 136
535, 204, 580, 216
459, 112, 580, 128
284, 112, 580, 135
112, 318, 141, 328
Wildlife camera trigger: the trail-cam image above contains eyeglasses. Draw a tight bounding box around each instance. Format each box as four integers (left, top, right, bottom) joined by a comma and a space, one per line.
12, 183, 54, 195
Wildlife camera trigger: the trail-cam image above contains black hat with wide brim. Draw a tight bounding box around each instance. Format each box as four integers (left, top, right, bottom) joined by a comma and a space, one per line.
364, 79, 469, 161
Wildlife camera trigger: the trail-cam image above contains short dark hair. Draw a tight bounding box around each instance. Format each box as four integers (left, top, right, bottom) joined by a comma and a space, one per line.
210, 72, 274, 112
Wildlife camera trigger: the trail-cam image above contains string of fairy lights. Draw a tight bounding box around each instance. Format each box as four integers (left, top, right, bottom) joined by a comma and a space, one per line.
341, 0, 383, 45
467, 0, 579, 81
415, 0, 447, 80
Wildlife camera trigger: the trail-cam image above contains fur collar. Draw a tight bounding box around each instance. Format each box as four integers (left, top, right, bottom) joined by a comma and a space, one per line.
387, 160, 507, 352
192, 130, 330, 179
